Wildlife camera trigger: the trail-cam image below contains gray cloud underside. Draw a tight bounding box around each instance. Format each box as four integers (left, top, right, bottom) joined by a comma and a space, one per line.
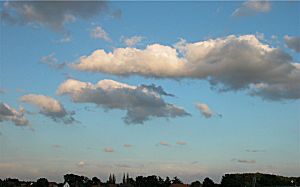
74, 35, 300, 101
0, 102, 28, 126
0, 1, 107, 31
57, 79, 190, 124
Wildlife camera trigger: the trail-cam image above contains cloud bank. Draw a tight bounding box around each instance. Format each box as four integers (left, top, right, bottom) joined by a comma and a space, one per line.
0, 1, 107, 31
0, 102, 28, 126
284, 35, 300, 53
21, 94, 76, 124
73, 35, 300, 101
57, 79, 189, 124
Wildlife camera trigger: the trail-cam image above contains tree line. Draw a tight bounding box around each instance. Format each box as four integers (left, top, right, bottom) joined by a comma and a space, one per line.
1, 173, 299, 187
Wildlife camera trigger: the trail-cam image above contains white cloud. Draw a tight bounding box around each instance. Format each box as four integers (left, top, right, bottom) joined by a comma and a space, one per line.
176, 141, 187, 145
57, 79, 189, 124
90, 26, 111, 42
232, 0, 271, 17
122, 36, 144, 47
73, 34, 300, 101
40, 53, 66, 69
0, 102, 28, 126
284, 35, 300, 53
104, 147, 114, 152
0, 1, 107, 31
195, 103, 214, 118
21, 94, 76, 124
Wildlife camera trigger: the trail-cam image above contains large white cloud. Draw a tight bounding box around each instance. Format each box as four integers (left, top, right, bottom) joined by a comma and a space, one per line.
73, 35, 300, 100
21, 94, 76, 124
0, 1, 107, 31
57, 79, 190, 124
284, 35, 300, 53
0, 102, 28, 126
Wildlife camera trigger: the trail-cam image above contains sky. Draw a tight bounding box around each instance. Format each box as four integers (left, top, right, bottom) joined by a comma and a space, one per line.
0, 0, 299, 184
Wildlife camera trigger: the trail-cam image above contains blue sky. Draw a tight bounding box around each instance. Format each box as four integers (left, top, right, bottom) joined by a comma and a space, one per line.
0, 1, 299, 183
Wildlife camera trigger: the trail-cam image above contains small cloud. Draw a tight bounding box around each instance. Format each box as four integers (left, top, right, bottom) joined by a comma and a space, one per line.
232, 158, 256, 164
195, 102, 215, 118
77, 161, 86, 167
0, 102, 29, 126
123, 144, 133, 148
52, 144, 61, 148
122, 35, 144, 47
90, 26, 111, 42
56, 34, 72, 43
104, 147, 114, 152
176, 141, 187, 145
21, 94, 77, 124
245, 149, 266, 153
159, 141, 170, 146
232, 0, 271, 17
284, 35, 300, 53
39, 53, 66, 70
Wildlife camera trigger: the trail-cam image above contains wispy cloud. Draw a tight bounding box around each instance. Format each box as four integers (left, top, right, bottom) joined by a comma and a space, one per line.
245, 149, 266, 153
122, 35, 144, 47
52, 144, 62, 149
123, 144, 133, 148
176, 141, 187, 145
232, 158, 256, 164
90, 26, 111, 42
232, 0, 271, 17
40, 53, 66, 70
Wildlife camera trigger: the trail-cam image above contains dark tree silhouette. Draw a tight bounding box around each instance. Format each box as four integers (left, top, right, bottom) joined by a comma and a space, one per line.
164, 176, 171, 187
202, 177, 215, 187
172, 176, 183, 184
190, 180, 201, 187
92, 177, 101, 185
36, 178, 49, 187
